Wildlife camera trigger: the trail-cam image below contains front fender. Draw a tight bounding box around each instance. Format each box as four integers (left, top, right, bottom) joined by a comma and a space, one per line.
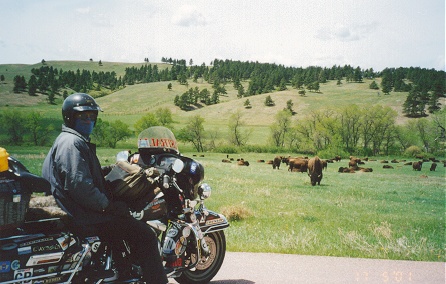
196, 209, 229, 234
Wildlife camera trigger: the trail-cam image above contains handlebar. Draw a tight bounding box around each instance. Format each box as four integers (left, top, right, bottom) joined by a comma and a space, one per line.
162, 174, 170, 189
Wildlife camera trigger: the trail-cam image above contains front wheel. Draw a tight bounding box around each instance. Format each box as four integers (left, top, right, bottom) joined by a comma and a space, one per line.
175, 230, 226, 284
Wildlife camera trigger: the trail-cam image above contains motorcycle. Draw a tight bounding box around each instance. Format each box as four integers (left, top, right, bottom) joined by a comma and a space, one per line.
0, 142, 229, 283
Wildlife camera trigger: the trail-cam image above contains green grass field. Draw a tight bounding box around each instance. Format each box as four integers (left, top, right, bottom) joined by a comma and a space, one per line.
6, 146, 445, 262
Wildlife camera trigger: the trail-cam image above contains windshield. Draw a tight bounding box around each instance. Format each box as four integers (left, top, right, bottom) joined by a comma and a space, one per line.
137, 126, 178, 153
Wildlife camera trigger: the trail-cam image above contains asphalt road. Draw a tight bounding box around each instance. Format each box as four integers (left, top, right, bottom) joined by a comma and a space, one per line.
170, 252, 445, 284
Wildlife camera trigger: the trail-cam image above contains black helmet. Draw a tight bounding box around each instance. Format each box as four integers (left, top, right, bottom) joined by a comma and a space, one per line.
62, 93, 102, 127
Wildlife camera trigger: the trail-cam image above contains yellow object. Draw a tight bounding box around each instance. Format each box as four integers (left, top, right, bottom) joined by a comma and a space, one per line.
0, 147, 10, 172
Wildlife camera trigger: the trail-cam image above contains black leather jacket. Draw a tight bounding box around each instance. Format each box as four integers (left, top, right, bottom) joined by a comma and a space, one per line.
42, 125, 112, 225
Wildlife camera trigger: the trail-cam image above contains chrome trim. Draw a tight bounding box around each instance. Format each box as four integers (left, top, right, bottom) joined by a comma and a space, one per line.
202, 223, 230, 234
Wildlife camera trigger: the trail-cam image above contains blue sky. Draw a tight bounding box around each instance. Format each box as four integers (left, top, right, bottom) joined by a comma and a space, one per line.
0, 0, 444, 71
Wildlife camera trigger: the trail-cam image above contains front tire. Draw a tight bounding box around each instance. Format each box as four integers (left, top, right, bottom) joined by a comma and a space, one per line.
175, 230, 226, 284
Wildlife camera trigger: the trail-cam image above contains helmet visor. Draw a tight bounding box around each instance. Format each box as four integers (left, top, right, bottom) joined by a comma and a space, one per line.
73, 105, 103, 112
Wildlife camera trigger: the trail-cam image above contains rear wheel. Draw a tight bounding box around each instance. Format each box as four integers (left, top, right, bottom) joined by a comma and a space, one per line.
175, 230, 226, 284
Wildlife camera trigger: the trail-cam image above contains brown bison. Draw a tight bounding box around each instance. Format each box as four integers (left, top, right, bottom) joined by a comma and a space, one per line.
338, 167, 355, 173
322, 159, 328, 170
308, 156, 323, 186
288, 158, 308, 172
412, 161, 423, 171
272, 156, 282, 169
237, 159, 249, 166
430, 162, 437, 171
348, 159, 358, 170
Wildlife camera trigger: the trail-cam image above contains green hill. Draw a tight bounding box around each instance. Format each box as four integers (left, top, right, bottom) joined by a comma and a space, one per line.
1, 61, 444, 148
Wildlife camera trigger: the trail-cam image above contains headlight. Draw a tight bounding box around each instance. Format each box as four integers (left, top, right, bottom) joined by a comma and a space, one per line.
198, 183, 211, 199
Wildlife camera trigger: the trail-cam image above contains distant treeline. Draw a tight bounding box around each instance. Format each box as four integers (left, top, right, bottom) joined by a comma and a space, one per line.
12, 66, 124, 103
8, 58, 445, 116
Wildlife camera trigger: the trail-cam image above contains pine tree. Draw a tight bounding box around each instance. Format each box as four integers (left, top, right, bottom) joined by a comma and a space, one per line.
369, 81, 379, 90
278, 78, 287, 91
380, 69, 393, 95
28, 75, 38, 96
427, 93, 441, 113
13, 75, 26, 93
353, 67, 363, 82
264, 95, 274, 106
403, 86, 425, 117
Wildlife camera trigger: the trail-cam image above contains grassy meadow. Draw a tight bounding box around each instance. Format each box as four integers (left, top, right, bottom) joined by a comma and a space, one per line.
5, 146, 445, 262
1, 61, 445, 262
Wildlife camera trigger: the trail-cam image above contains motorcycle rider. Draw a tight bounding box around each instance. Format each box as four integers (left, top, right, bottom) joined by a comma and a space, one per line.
42, 93, 168, 284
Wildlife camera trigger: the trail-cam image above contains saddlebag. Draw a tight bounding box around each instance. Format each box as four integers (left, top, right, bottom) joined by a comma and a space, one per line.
0, 173, 31, 238
105, 161, 157, 206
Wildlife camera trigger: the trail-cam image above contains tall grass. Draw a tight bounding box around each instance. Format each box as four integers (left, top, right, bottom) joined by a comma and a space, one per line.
8, 146, 444, 262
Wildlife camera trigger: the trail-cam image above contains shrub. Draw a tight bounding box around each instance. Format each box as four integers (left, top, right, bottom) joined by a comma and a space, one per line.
317, 148, 349, 159
220, 204, 252, 221
214, 145, 239, 154
241, 145, 283, 153
403, 145, 422, 158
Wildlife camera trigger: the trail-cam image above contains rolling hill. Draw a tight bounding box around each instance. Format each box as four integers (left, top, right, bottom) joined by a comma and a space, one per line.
1, 61, 444, 146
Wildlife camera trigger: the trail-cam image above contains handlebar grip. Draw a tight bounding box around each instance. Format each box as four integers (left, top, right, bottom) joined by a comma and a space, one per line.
163, 175, 170, 189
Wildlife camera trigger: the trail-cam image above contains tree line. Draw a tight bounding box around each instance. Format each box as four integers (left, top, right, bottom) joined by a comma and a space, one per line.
177, 106, 445, 158
7, 59, 444, 118
1, 101, 444, 158
12, 65, 125, 103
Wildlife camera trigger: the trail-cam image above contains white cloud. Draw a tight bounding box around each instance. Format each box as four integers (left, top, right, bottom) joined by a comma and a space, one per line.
316, 22, 378, 42
171, 5, 208, 27
76, 7, 91, 14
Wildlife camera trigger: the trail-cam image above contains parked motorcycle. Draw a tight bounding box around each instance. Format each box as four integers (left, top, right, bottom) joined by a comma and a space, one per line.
0, 129, 229, 284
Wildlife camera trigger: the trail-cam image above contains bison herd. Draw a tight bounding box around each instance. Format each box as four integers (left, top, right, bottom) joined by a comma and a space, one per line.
220, 154, 444, 187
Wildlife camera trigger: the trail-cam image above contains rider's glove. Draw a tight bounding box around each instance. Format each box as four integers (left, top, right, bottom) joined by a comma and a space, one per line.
104, 201, 130, 217
145, 167, 160, 178
145, 167, 161, 186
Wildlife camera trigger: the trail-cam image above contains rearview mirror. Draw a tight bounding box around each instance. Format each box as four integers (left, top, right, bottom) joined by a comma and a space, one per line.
116, 151, 130, 162
172, 159, 184, 173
